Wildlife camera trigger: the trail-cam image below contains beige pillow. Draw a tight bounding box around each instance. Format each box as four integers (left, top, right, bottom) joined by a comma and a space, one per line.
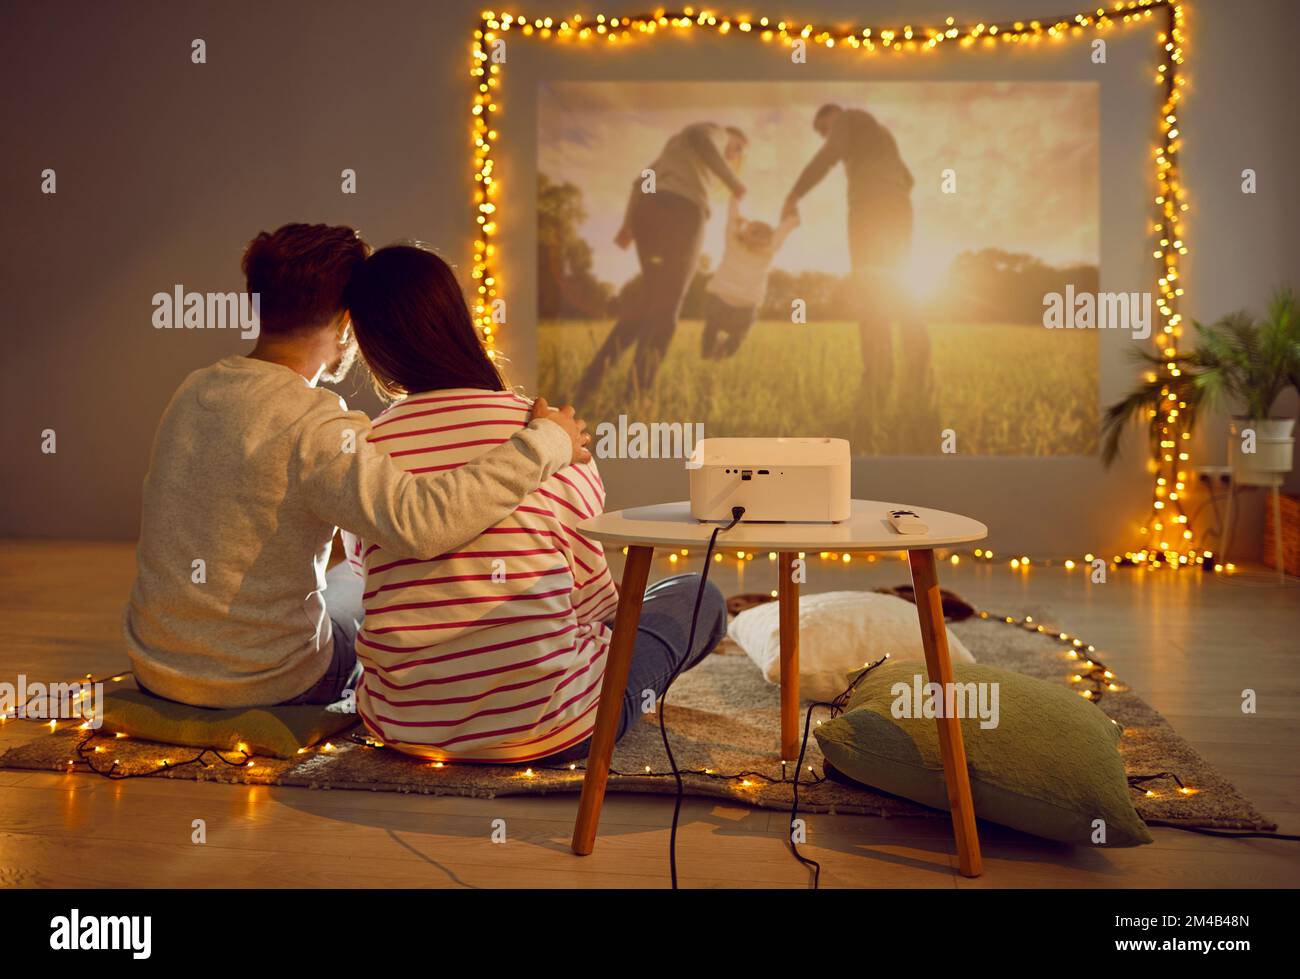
728, 591, 974, 702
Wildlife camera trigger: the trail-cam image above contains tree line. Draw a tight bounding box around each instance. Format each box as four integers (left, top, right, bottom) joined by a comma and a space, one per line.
538, 173, 1098, 324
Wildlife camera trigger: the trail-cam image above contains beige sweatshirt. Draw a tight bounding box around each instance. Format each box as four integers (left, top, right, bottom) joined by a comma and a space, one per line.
646, 122, 744, 216
123, 356, 572, 708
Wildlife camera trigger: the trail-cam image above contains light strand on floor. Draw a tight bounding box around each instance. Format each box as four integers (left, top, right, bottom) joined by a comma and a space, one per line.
343, 734, 827, 787
26, 614, 1197, 807
1, 668, 130, 725
978, 609, 1122, 705
70, 730, 251, 780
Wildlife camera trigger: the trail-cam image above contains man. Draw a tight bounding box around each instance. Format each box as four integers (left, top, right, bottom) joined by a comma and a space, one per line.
575, 123, 747, 403
124, 223, 590, 708
783, 104, 933, 438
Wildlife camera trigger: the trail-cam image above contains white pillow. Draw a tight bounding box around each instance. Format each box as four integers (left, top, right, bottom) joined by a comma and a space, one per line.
728, 590, 976, 703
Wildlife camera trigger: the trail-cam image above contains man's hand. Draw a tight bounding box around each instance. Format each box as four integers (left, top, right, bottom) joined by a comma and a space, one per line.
614, 226, 633, 250
781, 195, 799, 221
531, 397, 592, 465
732, 181, 748, 200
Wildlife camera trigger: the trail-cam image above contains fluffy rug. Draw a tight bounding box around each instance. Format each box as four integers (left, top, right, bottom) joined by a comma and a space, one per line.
0, 608, 1275, 832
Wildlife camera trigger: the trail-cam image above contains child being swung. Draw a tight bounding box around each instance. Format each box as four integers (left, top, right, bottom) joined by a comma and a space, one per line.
700, 196, 798, 359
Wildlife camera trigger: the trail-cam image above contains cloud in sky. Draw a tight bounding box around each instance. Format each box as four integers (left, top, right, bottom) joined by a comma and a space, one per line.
538, 80, 1098, 292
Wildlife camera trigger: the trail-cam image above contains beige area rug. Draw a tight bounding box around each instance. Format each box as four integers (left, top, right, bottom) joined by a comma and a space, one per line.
0, 609, 1276, 832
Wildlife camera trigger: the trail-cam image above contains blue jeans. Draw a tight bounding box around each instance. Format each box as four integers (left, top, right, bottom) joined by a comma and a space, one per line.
541, 572, 727, 765
282, 561, 364, 705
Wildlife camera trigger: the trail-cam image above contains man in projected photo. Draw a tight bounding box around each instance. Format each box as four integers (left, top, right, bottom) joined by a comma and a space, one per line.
782, 104, 933, 437
575, 122, 748, 402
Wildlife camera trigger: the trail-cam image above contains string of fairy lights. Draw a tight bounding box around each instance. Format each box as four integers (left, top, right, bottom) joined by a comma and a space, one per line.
7, 606, 1198, 806
470, 1, 1199, 571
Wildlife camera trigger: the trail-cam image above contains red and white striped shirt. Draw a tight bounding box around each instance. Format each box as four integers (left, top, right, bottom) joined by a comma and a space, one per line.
341, 389, 618, 763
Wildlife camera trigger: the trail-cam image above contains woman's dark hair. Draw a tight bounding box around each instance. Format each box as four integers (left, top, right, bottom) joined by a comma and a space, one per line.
345, 244, 506, 400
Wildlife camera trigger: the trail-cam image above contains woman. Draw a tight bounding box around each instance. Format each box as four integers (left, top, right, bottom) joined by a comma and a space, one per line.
575, 123, 748, 403
342, 244, 727, 764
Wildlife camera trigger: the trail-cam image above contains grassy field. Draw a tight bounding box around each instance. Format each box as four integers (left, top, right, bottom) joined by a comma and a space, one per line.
538, 319, 1098, 456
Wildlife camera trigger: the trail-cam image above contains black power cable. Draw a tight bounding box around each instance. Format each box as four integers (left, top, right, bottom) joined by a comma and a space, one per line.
788, 654, 891, 888
788, 698, 836, 886
1143, 821, 1300, 841
659, 504, 744, 889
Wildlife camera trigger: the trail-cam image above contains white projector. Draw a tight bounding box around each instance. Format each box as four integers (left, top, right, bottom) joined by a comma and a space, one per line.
688, 437, 851, 523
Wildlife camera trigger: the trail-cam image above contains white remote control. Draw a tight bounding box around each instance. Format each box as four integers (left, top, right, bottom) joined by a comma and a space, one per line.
887, 508, 929, 535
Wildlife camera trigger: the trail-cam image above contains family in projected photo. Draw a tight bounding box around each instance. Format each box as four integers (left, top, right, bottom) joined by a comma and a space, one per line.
538, 81, 1101, 456
574, 104, 933, 450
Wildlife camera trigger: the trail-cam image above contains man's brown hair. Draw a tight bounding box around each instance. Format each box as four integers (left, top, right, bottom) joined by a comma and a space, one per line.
813, 103, 842, 128
241, 223, 368, 335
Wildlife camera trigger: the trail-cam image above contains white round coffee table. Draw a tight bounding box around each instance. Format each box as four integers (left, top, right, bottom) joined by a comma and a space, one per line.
571, 499, 988, 877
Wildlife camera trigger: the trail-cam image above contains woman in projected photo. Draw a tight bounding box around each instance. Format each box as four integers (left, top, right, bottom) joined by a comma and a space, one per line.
574, 122, 748, 403
339, 244, 727, 764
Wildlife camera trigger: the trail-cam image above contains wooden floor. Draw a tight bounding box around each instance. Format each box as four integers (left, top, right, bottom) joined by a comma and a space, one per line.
2, 540, 1298, 888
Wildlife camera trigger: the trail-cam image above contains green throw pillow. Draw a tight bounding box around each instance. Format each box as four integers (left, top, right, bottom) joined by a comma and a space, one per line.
99, 689, 359, 759
814, 660, 1152, 846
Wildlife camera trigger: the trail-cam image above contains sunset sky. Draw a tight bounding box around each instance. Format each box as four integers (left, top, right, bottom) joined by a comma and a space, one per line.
538, 80, 1099, 300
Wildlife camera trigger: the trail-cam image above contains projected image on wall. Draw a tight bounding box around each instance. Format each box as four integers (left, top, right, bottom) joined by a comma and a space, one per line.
537, 81, 1100, 456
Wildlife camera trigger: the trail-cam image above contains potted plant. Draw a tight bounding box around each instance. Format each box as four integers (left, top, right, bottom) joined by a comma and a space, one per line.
1101, 288, 1300, 478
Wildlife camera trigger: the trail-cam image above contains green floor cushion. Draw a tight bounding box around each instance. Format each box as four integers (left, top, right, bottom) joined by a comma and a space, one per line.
814, 659, 1153, 847
98, 688, 360, 759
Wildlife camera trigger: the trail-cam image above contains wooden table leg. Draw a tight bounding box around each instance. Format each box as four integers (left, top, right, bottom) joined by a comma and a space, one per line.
571, 544, 654, 855
907, 548, 983, 878
777, 551, 800, 761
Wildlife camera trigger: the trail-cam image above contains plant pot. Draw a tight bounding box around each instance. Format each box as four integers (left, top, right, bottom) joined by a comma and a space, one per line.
1230, 417, 1296, 484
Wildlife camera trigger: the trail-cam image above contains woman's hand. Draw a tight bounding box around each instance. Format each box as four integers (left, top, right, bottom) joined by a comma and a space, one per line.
531, 398, 592, 465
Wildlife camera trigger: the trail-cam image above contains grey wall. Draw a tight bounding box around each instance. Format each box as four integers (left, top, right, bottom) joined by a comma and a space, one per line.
3, 0, 1297, 558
